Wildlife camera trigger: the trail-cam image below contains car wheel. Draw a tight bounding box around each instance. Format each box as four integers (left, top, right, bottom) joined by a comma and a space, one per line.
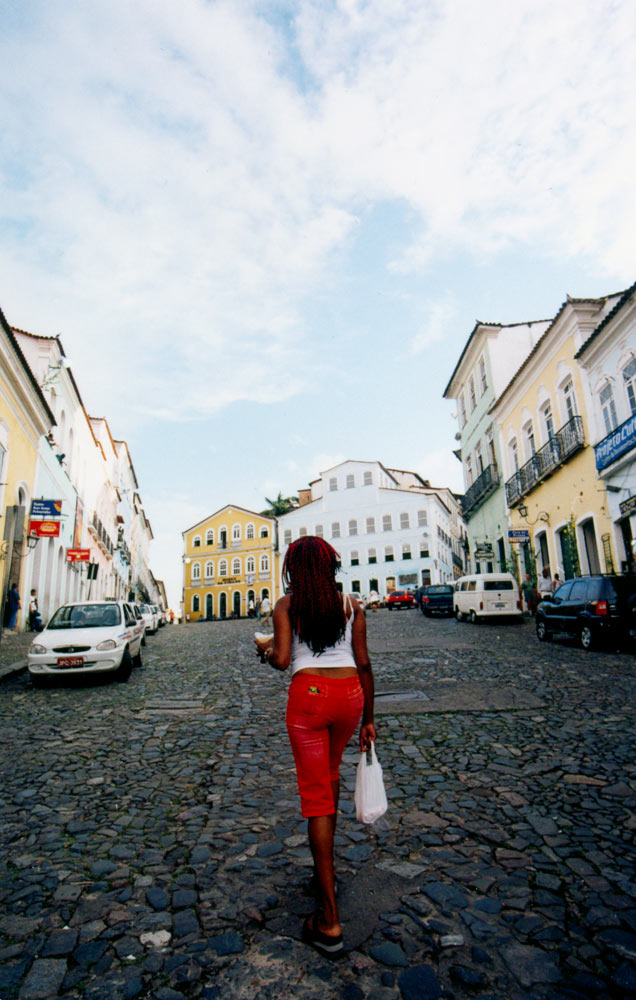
141, 633, 147, 647
117, 647, 133, 681
536, 618, 551, 642
133, 647, 143, 669
455, 608, 463, 622
579, 624, 594, 651
469, 609, 478, 624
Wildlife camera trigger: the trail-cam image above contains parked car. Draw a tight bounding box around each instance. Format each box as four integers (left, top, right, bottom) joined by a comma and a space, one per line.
151, 604, 165, 627
454, 573, 522, 623
536, 574, 636, 650
139, 603, 159, 635
28, 601, 143, 685
131, 603, 147, 645
421, 584, 454, 617
386, 590, 415, 610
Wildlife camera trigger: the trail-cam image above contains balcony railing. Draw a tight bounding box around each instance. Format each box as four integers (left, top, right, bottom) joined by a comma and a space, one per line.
505, 415, 584, 507
461, 463, 499, 519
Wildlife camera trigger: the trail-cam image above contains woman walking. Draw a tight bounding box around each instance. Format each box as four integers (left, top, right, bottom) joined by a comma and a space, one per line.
255, 536, 376, 958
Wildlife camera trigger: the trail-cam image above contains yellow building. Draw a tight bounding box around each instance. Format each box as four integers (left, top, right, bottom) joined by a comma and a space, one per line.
491, 293, 623, 581
0, 308, 54, 628
182, 505, 280, 621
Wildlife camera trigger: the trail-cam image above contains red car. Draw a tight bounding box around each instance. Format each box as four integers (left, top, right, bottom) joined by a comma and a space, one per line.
386, 590, 415, 610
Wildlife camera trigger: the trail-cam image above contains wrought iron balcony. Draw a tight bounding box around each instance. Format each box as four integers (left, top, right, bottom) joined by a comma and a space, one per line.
461, 463, 500, 520
505, 415, 584, 507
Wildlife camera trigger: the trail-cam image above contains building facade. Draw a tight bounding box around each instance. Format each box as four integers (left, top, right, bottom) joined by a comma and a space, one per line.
492, 293, 623, 582
576, 282, 636, 573
182, 505, 279, 621
277, 460, 465, 597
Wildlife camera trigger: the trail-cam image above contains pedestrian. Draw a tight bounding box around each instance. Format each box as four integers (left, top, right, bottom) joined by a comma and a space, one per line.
248, 598, 255, 619
552, 572, 561, 591
521, 573, 538, 615
255, 598, 262, 620
538, 567, 554, 601
260, 594, 272, 627
255, 536, 376, 959
6, 582, 21, 631
28, 589, 42, 631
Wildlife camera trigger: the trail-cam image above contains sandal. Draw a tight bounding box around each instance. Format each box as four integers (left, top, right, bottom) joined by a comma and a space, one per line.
302, 915, 344, 959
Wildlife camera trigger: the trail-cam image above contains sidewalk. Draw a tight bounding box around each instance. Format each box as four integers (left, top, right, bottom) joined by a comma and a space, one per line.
0, 629, 31, 681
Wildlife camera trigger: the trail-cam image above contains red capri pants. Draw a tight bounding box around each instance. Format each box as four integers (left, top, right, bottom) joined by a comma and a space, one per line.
286, 673, 364, 818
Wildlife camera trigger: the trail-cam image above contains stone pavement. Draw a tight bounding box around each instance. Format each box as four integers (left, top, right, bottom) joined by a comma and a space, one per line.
0, 627, 32, 680
1, 612, 635, 1000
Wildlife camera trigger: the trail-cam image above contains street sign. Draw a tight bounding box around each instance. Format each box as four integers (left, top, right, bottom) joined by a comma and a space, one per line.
29, 520, 61, 537
30, 499, 63, 519
508, 529, 530, 543
66, 548, 91, 562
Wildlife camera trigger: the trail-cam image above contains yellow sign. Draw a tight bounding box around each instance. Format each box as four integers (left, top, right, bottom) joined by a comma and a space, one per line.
217, 576, 241, 584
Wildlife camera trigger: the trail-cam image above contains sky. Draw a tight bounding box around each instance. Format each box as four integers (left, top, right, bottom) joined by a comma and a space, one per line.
2, 0, 635, 608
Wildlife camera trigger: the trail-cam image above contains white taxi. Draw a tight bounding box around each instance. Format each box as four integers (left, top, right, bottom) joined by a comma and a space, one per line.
28, 601, 143, 686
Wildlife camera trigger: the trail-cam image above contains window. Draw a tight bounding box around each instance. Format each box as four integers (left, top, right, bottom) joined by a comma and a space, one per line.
246, 556, 255, 573
352, 580, 361, 593
475, 445, 484, 474
384, 546, 394, 562
315, 524, 324, 538
523, 422, 536, 459
283, 529, 292, 545
402, 544, 412, 560
193, 535, 201, 548
205, 561, 214, 578
232, 524, 241, 541
469, 376, 477, 411
368, 548, 377, 564
466, 457, 474, 486
299, 526, 307, 537
486, 431, 496, 467
366, 517, 375, 533
232, 558, 241, 575
509, 437, 519, 472
329, 477, 338, 491
192, 562, 201, 580
192, 595, 200, 613
260, 554, 269, 573
348, 519, 358, 536
420, 543, 429, 558
399, 512, 410, 530
417, 510, 427, 527
562, 378, 577, 422
206, 529, 214, 545
542, 401, 554, 440
346, 474, 355, 489
260, 526, 268, 538
479, 355, 488, 393
363, 471, 373, 486
624, 357, 636, 414
382, 514, 392, 532
246, 523, 255, 539
351, 550, 359, 566
331, 522, 341, 538
459, 393, 467, 427
219, 559, 228, 576
600, 382, 618, 435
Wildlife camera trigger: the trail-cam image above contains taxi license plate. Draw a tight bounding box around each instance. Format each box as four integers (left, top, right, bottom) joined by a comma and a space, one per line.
494, 602, 505, 608
57, 656, 84, 667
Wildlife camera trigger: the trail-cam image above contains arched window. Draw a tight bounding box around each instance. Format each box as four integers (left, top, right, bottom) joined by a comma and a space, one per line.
219, 559, 228, 576
232, 523, 241, 541
205, 561, 214, 579
206, 529, 214, 545
600, 381, 618, 434
193, 535, 201, 548
260, 554, 269, 573
624, 357, 636, 414
191, 562, 201, 580
246, 556, 255, 573
246, 523, 255, 539
232, 557, 241, 575
192, 594, 200, 612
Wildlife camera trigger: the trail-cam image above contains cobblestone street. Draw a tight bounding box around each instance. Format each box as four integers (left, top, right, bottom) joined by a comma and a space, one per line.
1, 611, 635, 1000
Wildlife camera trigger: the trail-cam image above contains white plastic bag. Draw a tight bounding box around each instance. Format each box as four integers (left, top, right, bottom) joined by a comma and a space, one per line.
355, 742, 388, 824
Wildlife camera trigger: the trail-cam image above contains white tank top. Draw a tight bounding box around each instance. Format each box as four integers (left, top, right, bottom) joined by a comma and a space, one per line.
290, 595, 356, 676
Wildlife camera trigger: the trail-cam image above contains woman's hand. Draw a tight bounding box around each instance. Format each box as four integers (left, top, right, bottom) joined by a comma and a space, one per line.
359, 723, 376, 752
255, 637, 273, 662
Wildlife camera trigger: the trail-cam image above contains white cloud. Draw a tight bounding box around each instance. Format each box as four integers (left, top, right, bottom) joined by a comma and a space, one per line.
418, 448, 464, 494
409, 295, 457, 354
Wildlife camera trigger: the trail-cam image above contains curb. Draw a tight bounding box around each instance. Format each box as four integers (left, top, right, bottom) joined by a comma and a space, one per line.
0, 659, 28, 682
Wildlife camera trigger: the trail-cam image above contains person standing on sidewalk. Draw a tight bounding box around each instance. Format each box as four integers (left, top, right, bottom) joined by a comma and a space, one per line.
260, 594, 272, 627
6, 583, 21, 631
255, 536, 376, 959
538, 567, 554, 601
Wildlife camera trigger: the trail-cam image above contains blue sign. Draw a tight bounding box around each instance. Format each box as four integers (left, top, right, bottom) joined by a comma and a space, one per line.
595, 414, 636, 470
30, 499, 63, 519
508, 529, 530, 543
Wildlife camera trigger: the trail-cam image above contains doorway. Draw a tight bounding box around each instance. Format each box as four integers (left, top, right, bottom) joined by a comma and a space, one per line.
219, 592, 227, 618
233, 591, 241, 617
581, 518, 601, 575
205, 593, 213, 619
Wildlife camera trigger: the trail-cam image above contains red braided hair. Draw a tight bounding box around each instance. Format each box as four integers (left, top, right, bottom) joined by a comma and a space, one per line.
283, 536, 345, 654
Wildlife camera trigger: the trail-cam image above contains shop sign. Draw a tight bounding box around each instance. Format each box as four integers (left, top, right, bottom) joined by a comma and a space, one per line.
218, 576, 241, 584
619, 494, 636, 518
595, 414, 636, 470
508, 529, 530, 543
29, 520, 61, 537
30, 499, 62, 519
66, 548, 91, 562
398, 573, 418, 586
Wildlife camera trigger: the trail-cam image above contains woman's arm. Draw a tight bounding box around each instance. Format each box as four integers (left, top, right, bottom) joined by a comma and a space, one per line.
351, 601, 376, 750
254, 595, 292, 671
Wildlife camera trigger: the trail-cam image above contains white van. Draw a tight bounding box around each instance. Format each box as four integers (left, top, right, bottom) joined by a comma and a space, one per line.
454, 572, 522, 623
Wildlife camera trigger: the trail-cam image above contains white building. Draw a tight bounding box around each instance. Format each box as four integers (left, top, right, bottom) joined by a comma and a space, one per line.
278, 460, 465, 598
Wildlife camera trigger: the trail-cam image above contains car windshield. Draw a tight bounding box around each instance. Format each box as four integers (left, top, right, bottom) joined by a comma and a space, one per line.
483, 580, 514, 590
427, 586, 453, 595
48, 604, 121, 629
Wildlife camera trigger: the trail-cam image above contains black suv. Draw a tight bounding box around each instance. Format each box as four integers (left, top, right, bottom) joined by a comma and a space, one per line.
420, 584, 455, 617
536, 574, 636, 650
